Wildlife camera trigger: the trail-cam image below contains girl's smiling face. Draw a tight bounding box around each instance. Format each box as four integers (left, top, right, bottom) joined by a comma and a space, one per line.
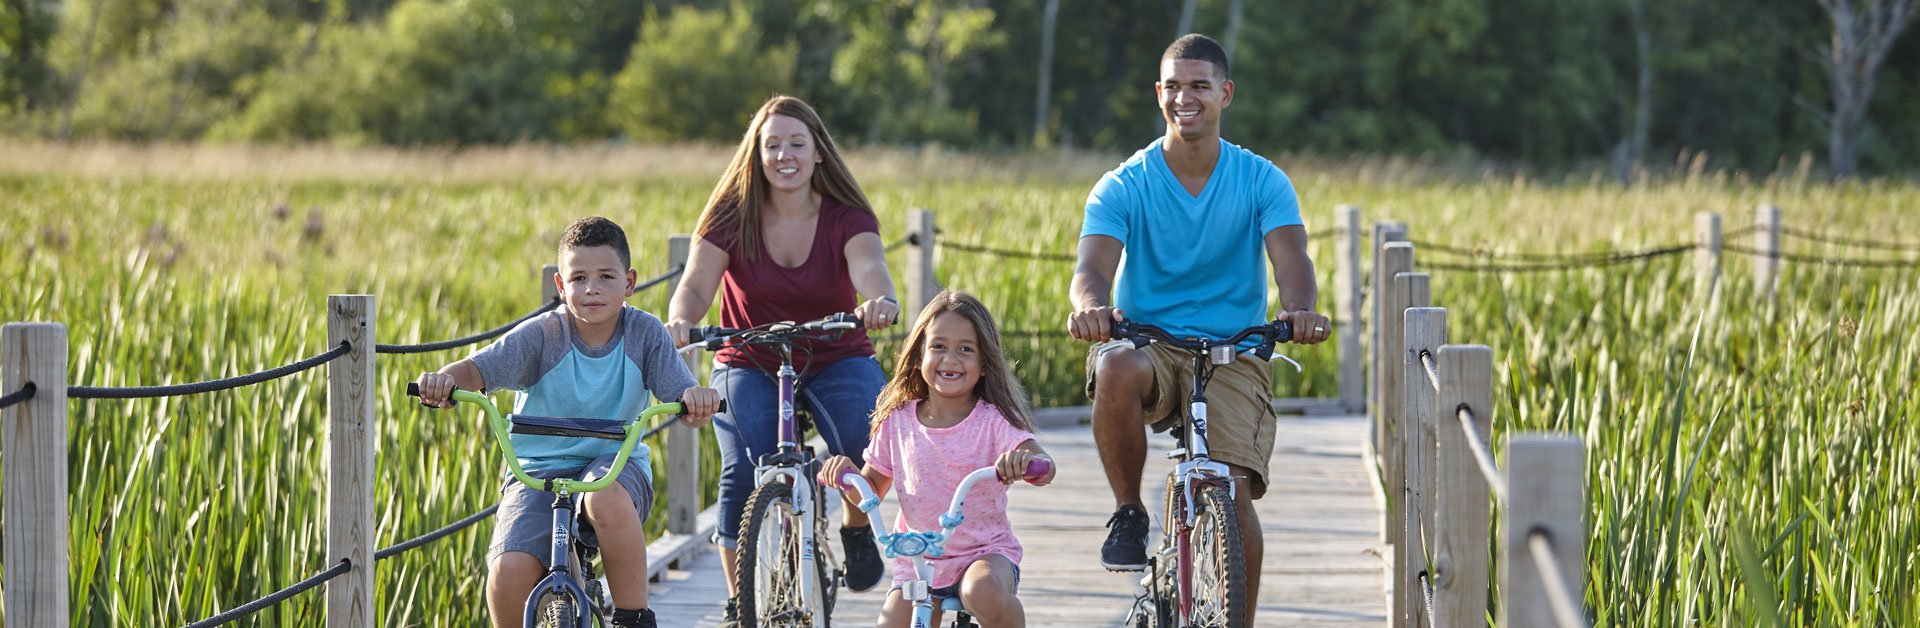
918, 311, 982, 401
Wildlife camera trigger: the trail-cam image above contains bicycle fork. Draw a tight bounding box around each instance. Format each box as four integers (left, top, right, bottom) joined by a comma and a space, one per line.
756, 464, 824, 619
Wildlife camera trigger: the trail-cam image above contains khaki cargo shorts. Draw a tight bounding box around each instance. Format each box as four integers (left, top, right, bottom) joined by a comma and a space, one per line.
1085, 339, 1277, 498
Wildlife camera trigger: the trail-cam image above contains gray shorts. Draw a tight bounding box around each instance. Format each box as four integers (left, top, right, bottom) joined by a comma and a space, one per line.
487, 453, 654, 568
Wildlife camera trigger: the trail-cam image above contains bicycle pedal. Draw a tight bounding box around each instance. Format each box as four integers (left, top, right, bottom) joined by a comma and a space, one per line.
1165, 448, 1188, 459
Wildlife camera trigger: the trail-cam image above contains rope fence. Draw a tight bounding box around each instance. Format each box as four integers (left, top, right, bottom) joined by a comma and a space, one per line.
1779, 225, 1920, 252
0, 381, 33, 409
180, 559, 352, 628
68, 342, 352, 399
376, 298, 559, 354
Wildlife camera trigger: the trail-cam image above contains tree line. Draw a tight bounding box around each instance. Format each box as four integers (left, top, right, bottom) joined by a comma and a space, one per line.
1, 0, 1915, 177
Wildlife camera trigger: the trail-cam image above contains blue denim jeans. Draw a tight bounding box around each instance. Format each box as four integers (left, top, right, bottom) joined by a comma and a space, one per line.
710, 356, 885, 548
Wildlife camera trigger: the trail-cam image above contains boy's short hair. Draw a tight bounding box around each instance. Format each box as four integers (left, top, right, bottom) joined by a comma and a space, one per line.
560, 216, 631, 269
1162, 33, 1230, 81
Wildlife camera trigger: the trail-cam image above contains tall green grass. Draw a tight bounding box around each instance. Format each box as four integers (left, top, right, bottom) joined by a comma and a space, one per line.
2, 166, 1916, 625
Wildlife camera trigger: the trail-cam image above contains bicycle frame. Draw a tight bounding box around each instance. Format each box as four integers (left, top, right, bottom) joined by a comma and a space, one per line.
834, 460, 1050, 628
409, 385, 700, 628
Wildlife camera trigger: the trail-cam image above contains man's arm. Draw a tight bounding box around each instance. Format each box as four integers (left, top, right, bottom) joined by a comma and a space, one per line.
1068, 235, 1126, 342
1264, 225, 1331, 344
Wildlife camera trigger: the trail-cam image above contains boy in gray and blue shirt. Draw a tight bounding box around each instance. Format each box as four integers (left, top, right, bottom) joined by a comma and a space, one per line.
414, 216, 720, 628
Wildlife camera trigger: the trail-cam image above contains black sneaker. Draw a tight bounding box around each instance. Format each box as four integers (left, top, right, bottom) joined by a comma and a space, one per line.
717, 597, 739, 628
1101, 505, 1151, 571
840, 524, 886, 592
609, 608, 656, 628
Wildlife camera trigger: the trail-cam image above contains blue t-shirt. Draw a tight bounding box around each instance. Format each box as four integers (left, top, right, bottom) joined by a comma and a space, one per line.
1079, 138, 1304, 340
469, 305, 697, 479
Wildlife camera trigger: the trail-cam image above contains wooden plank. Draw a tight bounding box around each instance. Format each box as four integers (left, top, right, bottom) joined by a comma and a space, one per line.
1434, 345, 1492, 627
3, 323, 69, 628
1755, 204, 1780, 301
327, 295, 376, 628
1694, 213, 1720, 306
1400, 305, 1443, 628
666, 235, 700, 535
1336, 205, 1365, 414
1370, 220, 1408, 473
908, 210, 940, 316
1503, 436, 1586, 628
1378, 242, 1414, 558
541, 263, 559, 306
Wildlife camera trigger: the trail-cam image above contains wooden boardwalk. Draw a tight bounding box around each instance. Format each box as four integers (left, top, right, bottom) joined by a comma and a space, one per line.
648, 413, 1387, 627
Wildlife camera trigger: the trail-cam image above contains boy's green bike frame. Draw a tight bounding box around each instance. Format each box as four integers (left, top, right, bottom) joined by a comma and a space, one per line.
408, 384, 721, 628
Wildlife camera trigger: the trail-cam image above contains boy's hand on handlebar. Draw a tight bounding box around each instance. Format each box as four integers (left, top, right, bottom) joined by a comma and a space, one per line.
853, 297, 901, 331
995, 449, 1052, 485
664, 319, 696, 348
1067, 306, 1125, 342
678, 386, 721, 428
817, 455, 858, 487
1277, 310, 1332, 345
414, 372, 458, 408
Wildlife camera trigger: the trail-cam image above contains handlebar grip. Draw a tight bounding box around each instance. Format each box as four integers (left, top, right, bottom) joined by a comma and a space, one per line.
833, 468, 863, 490
405, 382, 452, 408
1273, 320, 1294, 343
1024, 458, 1054, 483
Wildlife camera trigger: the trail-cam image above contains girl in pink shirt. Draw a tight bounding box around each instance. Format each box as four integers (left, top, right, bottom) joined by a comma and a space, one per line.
820, 291, 1055, 628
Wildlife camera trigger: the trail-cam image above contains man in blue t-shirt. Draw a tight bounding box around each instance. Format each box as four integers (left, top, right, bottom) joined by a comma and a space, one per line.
1067, 34, 1332, 626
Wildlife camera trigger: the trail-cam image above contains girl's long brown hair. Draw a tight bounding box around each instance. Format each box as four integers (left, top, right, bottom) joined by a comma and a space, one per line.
694, 95, 875, 260
871, 291, 1035, 436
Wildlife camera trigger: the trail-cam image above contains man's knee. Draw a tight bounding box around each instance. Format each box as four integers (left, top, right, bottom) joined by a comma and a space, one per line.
1092, 347, 1154, 403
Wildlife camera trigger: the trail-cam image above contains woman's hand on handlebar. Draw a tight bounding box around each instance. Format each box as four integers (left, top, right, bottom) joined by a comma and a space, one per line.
678, 386, 722, 428
1067, 306, 1126, 342
414, 371, 459, 409
664, 319, 697, 348
853, 296, 902, 331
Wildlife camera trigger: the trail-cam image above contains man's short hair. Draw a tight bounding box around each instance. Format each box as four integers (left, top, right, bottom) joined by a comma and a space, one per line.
559, 216, 631, 269
1161, 34, 1229, 81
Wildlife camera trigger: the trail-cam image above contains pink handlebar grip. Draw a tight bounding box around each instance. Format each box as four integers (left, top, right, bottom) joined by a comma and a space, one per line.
1024, 458, 1054, 482
834, 467, 864, 490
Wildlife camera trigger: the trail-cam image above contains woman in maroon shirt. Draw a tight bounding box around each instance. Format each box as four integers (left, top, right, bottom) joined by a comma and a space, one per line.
665, 95, 900, 625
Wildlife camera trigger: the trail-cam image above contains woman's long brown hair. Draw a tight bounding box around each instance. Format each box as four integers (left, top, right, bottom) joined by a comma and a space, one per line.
694, 95, 875, 260
871, 291, 1035, 436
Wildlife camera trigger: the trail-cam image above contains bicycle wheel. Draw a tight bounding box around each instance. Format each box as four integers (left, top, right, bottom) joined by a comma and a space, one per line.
736, 481, 832, 628
530, 592, 577, 628
1185, 484, 1249, 628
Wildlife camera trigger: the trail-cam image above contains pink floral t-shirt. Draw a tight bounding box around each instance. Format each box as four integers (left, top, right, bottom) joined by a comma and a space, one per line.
864, 398, 1037, 589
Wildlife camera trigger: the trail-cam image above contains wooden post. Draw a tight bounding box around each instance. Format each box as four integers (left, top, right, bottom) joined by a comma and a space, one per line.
1400, 303, 1441, 628
1434, 345, 1492, 627
1378, 241, 1414, 550
907, 209, 940, 317
541, 264, 559, 306
4, 323, 69, 628
1502, 436, 1586, 628
1755, 204, 1780, 301
1336, 206, 1365, 414
666, 235, 700, 535
1694, 213, 1720, 305
327, 295, 376, 628
1370, 221, 1408, 466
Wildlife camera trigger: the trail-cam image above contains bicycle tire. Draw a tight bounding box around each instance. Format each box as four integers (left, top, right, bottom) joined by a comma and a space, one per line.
736, 481, 833, 628
1187, 484, 1249, 628
531, 592, 577, 628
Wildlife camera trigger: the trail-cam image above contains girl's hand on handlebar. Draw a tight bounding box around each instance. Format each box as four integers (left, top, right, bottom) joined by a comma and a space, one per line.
678, 386, 721, 428
817, 455, 859, 487
664, 319, 696, 348
414, 372, 458, 409
995, 448, 1053, 485
853, 296, 902, 331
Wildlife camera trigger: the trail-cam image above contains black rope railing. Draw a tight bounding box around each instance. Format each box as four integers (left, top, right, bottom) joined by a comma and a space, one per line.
934, 237, 1078, 262
377, 299, 561, 354
1723, 244, 1917, 268
885, 234, 914, 252
1418, 570, 1437, 625
180, 559, 351, 628
1411, 239, 1698, 264
375, 505, 500, 560
1419, 244, 1697, 272
0, 382, 34, 409
633, 265, 685, 293
69, 342, 351, 399
1779, 225, 1920, 252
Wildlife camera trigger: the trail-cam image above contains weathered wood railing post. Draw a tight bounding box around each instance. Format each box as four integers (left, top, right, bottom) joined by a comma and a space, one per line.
1336, 206, 1365, 414
1695, 213, 1720, 305
1755, 204, 1780, 301
4, 323, 70, 628
1400, 304, 1442, 628
907, 209, 940, 317
1370, 221, 1408, 479
327, 295, 376, 628
1377, 240, 1414, 549
1503, 436, 1587, 628
1434, 345, 1492, 626
665, 235, 700, 535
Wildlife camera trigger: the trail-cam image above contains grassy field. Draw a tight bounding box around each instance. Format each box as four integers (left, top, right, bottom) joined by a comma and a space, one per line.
2, 142, 1916, 626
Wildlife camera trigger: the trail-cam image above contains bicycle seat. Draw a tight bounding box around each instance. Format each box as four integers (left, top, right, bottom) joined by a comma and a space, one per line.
939, 597, 966, 613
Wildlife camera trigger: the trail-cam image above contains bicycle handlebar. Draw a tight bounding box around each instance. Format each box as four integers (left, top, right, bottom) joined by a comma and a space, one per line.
1110, 319, 1294, 357
685, 312, 863, 352
406, 384, 722, 494
830, 458, 1053, 516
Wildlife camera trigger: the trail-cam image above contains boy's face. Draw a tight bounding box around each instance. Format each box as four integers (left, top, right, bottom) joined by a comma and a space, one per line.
555, 244, 635, 328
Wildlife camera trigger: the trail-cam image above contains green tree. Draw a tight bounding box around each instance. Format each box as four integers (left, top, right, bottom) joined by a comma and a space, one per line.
606, 3, 795, 143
